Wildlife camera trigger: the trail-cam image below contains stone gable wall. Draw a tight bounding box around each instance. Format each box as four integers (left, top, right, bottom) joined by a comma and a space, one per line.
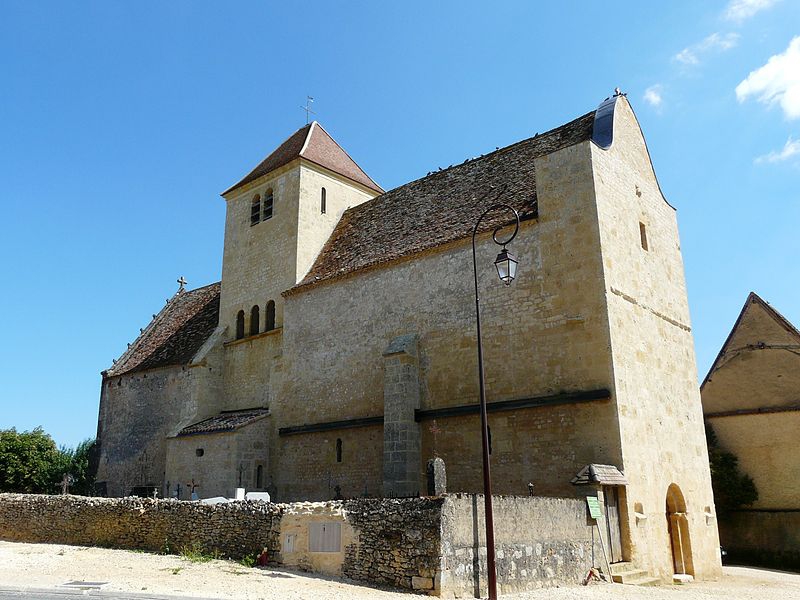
589, 97, 721, 580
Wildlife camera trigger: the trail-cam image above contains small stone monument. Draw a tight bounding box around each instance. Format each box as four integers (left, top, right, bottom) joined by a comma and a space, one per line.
426, 457, 446, 496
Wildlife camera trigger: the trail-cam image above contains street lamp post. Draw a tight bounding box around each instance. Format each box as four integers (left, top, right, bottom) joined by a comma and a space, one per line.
471, 202, 520, 600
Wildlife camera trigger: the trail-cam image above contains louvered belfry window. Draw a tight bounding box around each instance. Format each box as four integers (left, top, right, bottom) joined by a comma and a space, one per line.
250, 194, 261, 226
263, 189, 274, 220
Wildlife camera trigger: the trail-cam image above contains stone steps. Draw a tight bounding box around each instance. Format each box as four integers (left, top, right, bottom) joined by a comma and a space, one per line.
610, 562, 659, 586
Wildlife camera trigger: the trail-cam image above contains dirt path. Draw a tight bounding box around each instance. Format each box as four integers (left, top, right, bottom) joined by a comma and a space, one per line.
1, 541, 798, 599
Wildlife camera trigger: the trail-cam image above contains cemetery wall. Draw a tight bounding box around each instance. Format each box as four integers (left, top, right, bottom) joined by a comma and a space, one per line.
0, 493, 596, 596
440, 494, 595, 596
0, 493, 281, 559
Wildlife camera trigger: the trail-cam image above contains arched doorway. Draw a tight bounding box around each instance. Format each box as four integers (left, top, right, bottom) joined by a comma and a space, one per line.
666, 484, 694, 578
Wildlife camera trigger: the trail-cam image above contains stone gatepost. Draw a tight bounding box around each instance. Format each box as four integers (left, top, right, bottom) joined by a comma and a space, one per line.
382, 334, 421, 497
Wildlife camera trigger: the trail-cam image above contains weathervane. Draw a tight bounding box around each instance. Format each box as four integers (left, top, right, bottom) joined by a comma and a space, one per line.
301, 96, 315, 124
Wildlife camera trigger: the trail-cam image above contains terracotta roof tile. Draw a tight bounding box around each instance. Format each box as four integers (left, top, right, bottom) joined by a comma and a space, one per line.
289, 111, 595, 293
176, 408, 270, 437
105, 282, 220, 377
224, 122, 382, 195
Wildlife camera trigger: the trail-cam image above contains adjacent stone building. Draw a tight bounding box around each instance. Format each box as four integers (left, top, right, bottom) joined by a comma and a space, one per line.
95, 93, 722, 582
701, 292, 800, 568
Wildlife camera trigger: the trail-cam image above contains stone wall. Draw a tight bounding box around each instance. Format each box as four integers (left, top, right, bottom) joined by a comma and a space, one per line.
164, 416, 270, 500
718, 510, 800, 570
0, 493, 601, 597
276, 219, 621, 501
0, 494, 281, 559
589, 96, 721, 580
342, 497, 444, 592
441, 495, 595, 597
96, 366, 193, 498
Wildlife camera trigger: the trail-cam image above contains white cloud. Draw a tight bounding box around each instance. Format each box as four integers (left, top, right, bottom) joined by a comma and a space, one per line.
673, 33, 740, 66
643, 85, 664, 108
736, 36, 800, 119
755, 137, 800, 163
725, 0, 780, 23
674, 49, 699, 65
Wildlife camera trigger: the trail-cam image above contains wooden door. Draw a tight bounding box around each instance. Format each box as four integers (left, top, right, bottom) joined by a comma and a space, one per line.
604, 486, 623, 563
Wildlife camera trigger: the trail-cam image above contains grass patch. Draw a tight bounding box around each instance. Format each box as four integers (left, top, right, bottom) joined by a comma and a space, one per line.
179, 541, 222, 563
239, 553, 257, 568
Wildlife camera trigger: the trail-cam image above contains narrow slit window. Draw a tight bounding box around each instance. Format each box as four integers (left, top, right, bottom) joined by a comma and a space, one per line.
336, 438, 342, 463
639, 222, 649, 251
235, 310, 245, 340
263, 189, 274, 220
256, 465, 263, 489
265, 300, 276, 331
250, 305, 260, 336
250, 194, 261, 226
321, 187, 327, 214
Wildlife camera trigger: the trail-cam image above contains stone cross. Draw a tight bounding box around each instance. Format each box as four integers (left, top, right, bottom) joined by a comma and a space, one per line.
177, 276, 187, 292
60, 473, 72, 495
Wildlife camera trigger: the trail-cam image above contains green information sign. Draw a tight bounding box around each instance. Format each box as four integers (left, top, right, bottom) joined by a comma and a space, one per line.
586, 496, 602, 520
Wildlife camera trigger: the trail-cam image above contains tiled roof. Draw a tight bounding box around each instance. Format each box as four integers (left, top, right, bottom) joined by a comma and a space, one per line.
105, 282, 220, 377
176, 408, 270, 437
223, 121, 383, 195
289, 110, 595, 294
571, 464, 628, 486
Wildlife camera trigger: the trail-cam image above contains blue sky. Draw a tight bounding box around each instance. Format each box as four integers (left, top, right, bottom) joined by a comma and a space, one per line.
1, 1, 797, 448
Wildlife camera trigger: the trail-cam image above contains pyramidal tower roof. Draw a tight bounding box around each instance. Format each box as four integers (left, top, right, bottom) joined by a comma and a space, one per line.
223, 121, 383, 195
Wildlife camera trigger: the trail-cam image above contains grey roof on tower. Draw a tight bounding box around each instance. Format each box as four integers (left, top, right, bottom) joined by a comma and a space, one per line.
287, 109, 596, 294
105, 282, 221, 377
223, 121, 383, 195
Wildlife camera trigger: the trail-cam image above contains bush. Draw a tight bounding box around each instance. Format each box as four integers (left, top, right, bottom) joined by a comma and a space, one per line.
706, 424, 758, 514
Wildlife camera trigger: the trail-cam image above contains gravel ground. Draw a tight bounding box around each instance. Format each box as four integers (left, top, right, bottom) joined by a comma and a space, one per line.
1, 541, 798, 599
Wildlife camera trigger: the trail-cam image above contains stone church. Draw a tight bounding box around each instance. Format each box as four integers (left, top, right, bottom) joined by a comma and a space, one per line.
95, 93, 721, 581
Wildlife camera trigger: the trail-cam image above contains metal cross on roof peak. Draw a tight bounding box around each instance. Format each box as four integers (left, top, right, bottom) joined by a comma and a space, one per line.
177, 276, 187, 292
301, 95, 315, 124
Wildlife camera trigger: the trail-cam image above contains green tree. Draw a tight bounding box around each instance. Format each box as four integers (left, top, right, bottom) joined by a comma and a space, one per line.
64, 438, 97, 495
0, 427, 64, 493
706, 424, 758, 514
